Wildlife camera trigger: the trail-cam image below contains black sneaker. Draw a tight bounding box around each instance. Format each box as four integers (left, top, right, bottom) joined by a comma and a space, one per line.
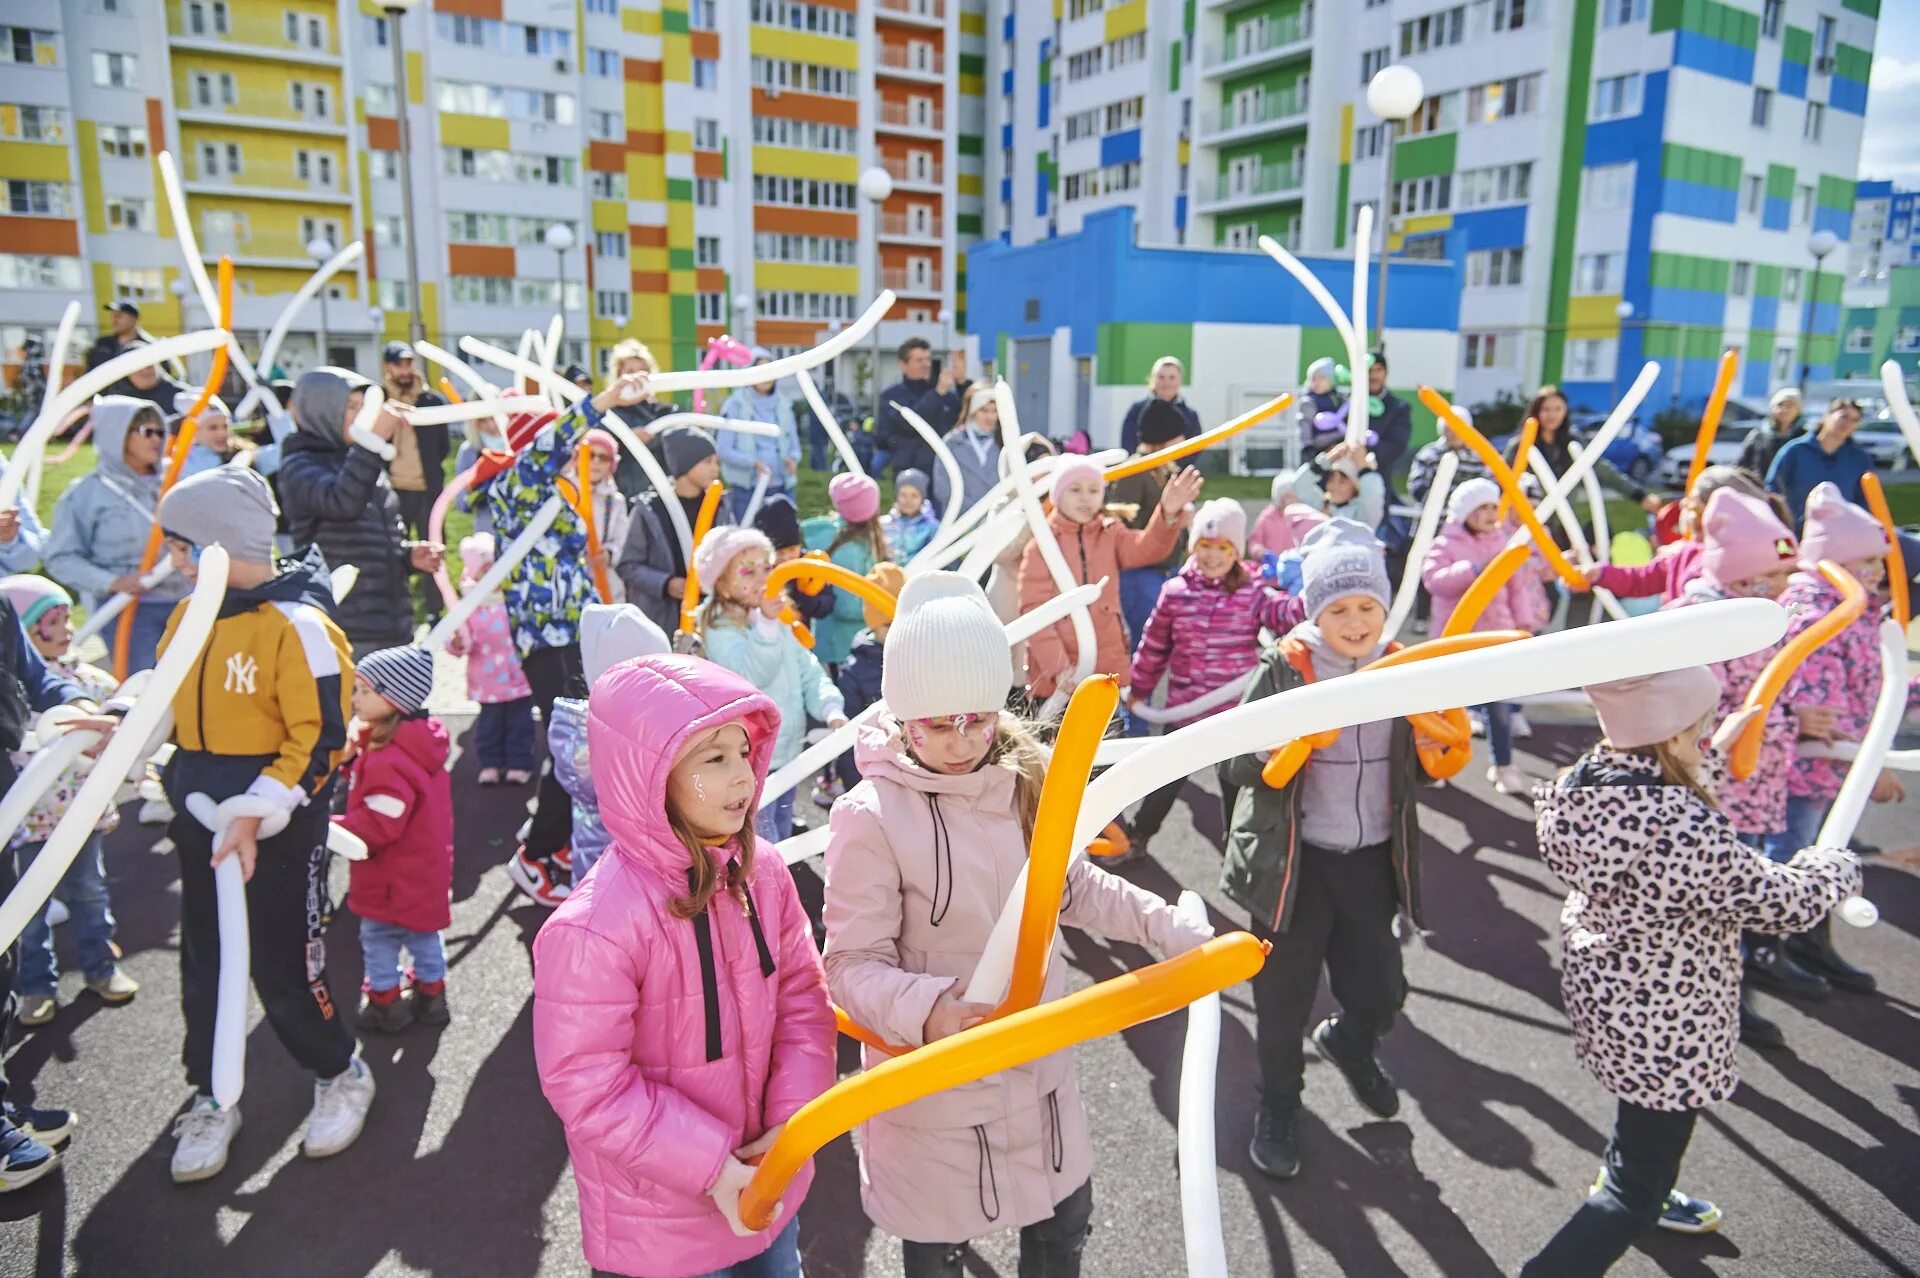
1745, 944, 1830, 1001
1311, 1017, 1400, 1119
0, 1123, 58, 1193
4, 1101, 75, 1149
355, 992, 414, 1034
411, 987, 451, 1028
1248, 1103, 1300, 1179
1737, 990, 1785, 1050
1784, 924, 1876, 994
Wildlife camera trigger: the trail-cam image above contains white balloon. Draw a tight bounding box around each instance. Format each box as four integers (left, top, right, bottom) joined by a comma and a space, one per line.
1880, 359, 1920, 467
1520, 362, 1659, 537
1347, 205, 1372, 450
233, 241, 365, 419
1127, 670, 1258, 726
740, 470, 772, 527
996, 380, 1097, 710
893, 401, 963, 550
1174, 890, 1228, 1278
1384, 451, 1457, 644
1815, 620, 1904, 928
799, 367, 865, 477
1570, 440, 1617, 626
155, 151, 272, 410
412, 339, 511, 435
1527, 449, 1627, 623
0, 730, 99, 853
647, 292, 895, 394
1258, 236, 1361, 386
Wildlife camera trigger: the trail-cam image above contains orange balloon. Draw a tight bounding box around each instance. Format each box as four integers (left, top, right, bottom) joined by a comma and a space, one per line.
437, 376, 464, 404
1860, 472, 1909, 632
764, 558, 899, 621
1416, 388, 1588, 592
678, 480, 728, 636
1732, 560, 1866, 779
1103, 394, 1292, 482
777, 604, 816, 649
1683, 349, 1740, 501
1498, 416, 1537, 521
1441, 544, 1533, 639
1413, 706, 1474, 779
739, 931, 1270, 1231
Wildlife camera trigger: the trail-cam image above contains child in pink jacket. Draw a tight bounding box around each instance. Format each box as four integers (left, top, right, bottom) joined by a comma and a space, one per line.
1421, 477, 1551, 795
1583, 465, 1771, 604
1121, 498, 1302, 857
823, 572, 1214, 1274
533, 656, 834, 1278
449, 533, 535, 785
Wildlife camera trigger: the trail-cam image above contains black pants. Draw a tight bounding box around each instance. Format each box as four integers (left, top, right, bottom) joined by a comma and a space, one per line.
521, 643, 585, 863
395, 487, 442, 620
0, 841, 19, 1112
1521, 1101, 1698, 1277
901, 1179, 1094, 1278
1248, 842, 1405, 1109
173, 797, 355, 1092
1129, 779, 1184, 842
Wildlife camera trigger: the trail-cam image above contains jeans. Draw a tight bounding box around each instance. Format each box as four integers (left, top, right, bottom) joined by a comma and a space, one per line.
1764, 793, 1831, 864
756, 790, 795, 844
1521, 1100, 1698, 1277
126, 599, 176, 675
1118, 568, 1167, 736
15, 835, 117, 994
0, 840, 19, 1110
521, 643, 586, 862
1479, 701, 1513, 768
359, 918, 447, 993
672, 1218, 804, 1278
900, 1179, 1094, 1278
474, 697, 536, 771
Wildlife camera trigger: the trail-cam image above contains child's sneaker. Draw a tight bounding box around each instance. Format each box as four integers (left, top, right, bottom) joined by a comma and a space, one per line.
356, 988, 414, 1033
1489, 765, 1531, 796
170, 1096, 240, 1184
86, 967, 140, 1004
0, 1123, 59, 1193
504, 768, 534, 785
1469, 709, 1488, 738
16, 994, 56, 1027
1509, 709, 1534, 740
508, 847, 571, 907
552, 845, 573, 872
138, 796, 174, 825
1657, 1189, 1723, 1234
1311, 1016, 1400, 1118
411, 981, 451, 1028
476, 767, 502, 786
45, 898, 69, 927
5, 1101, 75, 1148
303, 1056, 375, 1159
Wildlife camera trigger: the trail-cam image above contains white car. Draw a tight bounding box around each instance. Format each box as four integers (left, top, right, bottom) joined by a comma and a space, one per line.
1660, 421, 1759, 486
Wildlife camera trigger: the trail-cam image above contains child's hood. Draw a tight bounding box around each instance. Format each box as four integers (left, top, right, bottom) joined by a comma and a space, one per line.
587, 655, 781, 873
1289, 620, 1385, 676
851, 714, 1021, 806
223, 546, 335, 617
1533, 745, 1709, 897
385, 714, 451, 776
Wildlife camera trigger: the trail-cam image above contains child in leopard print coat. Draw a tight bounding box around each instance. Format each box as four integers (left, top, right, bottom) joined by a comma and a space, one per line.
1523, 667, 1859, 1278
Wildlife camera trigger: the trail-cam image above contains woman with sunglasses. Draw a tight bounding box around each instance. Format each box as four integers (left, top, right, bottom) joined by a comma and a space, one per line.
43, 397, 186, 673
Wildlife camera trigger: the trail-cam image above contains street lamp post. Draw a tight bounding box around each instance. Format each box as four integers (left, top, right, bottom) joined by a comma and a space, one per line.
1611, 300, 1634, 406
307, 236, 335, 367
384, 0, 426, 349
1798, 228, 1840, 394
544, 223, 576, 344
732, 289, 756, 347
859, 165, 893, 427
1366, 65, 1424, 356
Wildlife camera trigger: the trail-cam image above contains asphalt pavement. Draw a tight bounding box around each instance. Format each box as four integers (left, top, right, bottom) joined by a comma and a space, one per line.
2, 703, 1917, 1278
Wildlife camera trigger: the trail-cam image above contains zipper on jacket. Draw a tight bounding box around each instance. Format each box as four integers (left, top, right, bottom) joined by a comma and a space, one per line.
739, 879, 776, 977
973, 1125, 1002, 1222
192, 642, 214, 751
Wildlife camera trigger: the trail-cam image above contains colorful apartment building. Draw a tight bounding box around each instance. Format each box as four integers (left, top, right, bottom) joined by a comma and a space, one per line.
983, 0, 1881, 417
1, 0, 982, 395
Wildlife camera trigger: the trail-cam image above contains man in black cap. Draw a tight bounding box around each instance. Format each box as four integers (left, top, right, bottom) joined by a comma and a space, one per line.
86, 301, 145, 371
379, 341, 449, 619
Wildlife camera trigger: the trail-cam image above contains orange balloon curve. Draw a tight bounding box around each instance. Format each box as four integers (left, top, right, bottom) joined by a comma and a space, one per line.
1103, 394, 1292, 483
1731, 560, 1865, 779
677, 480, 727, 636
1860, 472, 1908, 632
1683, 349, 1740, 500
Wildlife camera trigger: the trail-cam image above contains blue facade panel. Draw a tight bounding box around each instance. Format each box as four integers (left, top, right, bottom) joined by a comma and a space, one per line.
1648, 287, 1726, 328
1174, 194, 1187, 231
1002, 68, 1013, 95
1671, 32, 1755, 85
1038, 40, 1051, 127
1001, 123, 1012, 151
1813, 206, 1851, 239
1099, 127, 1142, 167
1000, 176, 1012, 204
1585, 73, 1666, 393
1779, 61, 1808, 98
1751, 295, 1779, 332
1002, 10, 1014, 40
1741, 354, 1772, 399
1830, 76, 1867, 115
1762, 196, 1791, 230
1448, 205, 1529, 250
1661, 179, 1738, 224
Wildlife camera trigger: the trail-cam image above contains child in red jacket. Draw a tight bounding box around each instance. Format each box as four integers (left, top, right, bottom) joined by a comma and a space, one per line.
337, 646, 455, 1032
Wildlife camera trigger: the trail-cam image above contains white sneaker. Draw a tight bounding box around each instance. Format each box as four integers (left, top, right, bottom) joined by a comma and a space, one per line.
1510, 710, 1534, 740
138, 797, 174, 826
45, 898, 70, 928
1469, 710, 1487, 738
171, 1095, 241, 1184
1490, 765, 1531, 796
303, 1056, 375, 1159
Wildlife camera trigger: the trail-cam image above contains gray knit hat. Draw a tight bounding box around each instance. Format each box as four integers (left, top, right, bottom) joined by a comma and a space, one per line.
356, 645, 436, 716
1299, 518, 1391, 620
660, 425, 717, 477
157, 465, 280, 565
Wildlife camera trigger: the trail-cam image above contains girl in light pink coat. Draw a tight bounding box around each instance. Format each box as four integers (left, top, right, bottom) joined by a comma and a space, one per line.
1420, 477, 1551, 795
824, 572, 1213, 1275
533, 656, 835, 1278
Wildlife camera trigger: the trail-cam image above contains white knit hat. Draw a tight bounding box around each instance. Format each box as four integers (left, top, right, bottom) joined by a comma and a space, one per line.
1190, 497, 1248, 556
882, 571, 1011, 719
692, 526, 772, 591
1446, 476, 1502, 525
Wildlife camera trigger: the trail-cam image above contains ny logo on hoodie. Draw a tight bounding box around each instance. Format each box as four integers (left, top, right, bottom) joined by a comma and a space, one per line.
224, 653, 258, 695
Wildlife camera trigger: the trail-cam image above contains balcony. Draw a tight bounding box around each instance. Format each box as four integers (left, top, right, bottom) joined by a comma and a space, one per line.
881, 155, 943, 189
169, 1, 341, 64
877, 43, 944, 81
1193, 161, 1305, 214
879, 212, 942, 243
878, 100, 944, 135
882, 267, 942, 296
173, 85, 345, 134
1197, 90, 1308, 145
1201, 15, 1311, 78
198, 227, 335, 266
876, 0, 946, 26
182, 157, 353, 203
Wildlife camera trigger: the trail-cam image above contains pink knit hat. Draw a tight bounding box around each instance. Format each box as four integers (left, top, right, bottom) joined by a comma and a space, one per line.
1700, 488, 1797, 588
1048, 457, 1106, 505
1586, 666, 1723, 750
1280, 502, 1327, 550
1797, 481, 1887, 569
582, 428, 618, 458
829, 472, 881, 523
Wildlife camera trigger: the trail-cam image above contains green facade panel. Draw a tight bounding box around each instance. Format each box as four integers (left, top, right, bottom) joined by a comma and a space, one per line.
1817, 174, 1855, 211
1781, 25, 1811, 64
1834, 43, 1870, 82
1661, 143, 1741, 192
1096, 322, 1192, 386
1393, 133, 1457, 181
1765, 164, 1795, 202
1753, 263, 1781, 298
1651, 0, 1757, 45
1649, 252, 1730, 293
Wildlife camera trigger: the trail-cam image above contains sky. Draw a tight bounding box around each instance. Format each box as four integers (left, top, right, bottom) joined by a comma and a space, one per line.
1861, 11, 1920, 187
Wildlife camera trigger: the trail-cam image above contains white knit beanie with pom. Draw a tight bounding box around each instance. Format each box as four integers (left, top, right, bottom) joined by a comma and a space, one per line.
881, 570, 1012, 720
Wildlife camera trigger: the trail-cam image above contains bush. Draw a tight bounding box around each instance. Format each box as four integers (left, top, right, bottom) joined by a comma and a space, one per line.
1467, 390, 1529, 439
1652, 407, 1698, 450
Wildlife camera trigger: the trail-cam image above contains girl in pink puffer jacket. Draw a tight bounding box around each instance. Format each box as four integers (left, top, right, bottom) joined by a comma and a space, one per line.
824, 572, 1214, 1273
1421, 477, 1551, 795
532, 656, 835, 1278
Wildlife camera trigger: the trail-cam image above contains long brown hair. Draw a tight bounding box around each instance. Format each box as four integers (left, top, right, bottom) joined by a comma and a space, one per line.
831, 515, 892, 567
1526, 385, 1571, 441
665, 812, 755, 920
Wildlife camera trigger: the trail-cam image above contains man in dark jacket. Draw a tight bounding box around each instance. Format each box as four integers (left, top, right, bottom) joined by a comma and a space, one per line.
1, 597, 90, 1189
108, 354, 191, 422
85, 301, 144, 371
379, 343, 449, 620
874, 338, 966, 479
614, 425, 733, 636
276, 368, 443, 658
1366, 350, 1414, 505
1735, 387, 1804, 483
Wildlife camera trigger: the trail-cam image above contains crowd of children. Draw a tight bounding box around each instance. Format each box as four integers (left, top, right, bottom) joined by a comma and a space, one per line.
0, 349, 1908, 1278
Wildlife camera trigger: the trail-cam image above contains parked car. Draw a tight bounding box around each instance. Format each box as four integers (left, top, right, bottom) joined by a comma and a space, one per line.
1493, 416, 1666, 485
1660, 422, 1760, 487
1856, 414, 1913, 470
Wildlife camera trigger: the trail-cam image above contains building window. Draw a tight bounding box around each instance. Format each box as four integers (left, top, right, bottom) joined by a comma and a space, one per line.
690, 0, 717, 29
692, 58, 718, 89
2, 180, 71, 216
1399, 91, 1461, 137
0, 104, 68, 142
1466, 247, 1525, 288
4, 27, 58, 66
694, 117, 721, 149
752, 233, 858, 264
370, 215, 404, 247
692, 176, 718, 207
1566, 338, 1617, 381
186, 2, 229, 36
285, 12, 326, 49
1590, 73, 1641, 122
1761, 0, 1783, 37
0, 254, 86, 289
1894, 326, 1920, 354
1600, 0, 1646, 23
588, 171, 626, 198
595, 289, 630, 318
755, 290, 858, 321
105, 195, 151, 230
1574, 252, 1621, 294
1729, 261, 1752, 296
1750, 87, 1772, 129
1579, 161, 1632, 210
594, 230, 626, 260
589, 109, 622, 140
1354, 124, 1386, 161
588, 48, 619, 76
91, 51, 136, 88
1740, 174, 1763, 217
1392, 174, 1452, 216
1813, 15, 1835, 60
1843, 326, 1873, 354
751, 116, 855, 151
586, 0, 616, 12
1399, 6, 1466, 55
750, 174, 856, 209
750, 56, 853, 97
695, 292, 725, 323
1463, 332, 1512, 369
1458, 161, 1533, 209
1359, 46, 1389, 85
696, 235, 722, 265
99, 124, 147, 158
1793, 184, 1814, 227
1803, 101, 1824, 143
1489, 0, 1528, 30
1782, 267, 1803, 301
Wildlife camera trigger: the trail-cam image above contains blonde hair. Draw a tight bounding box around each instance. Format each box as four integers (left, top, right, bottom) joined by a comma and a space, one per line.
831, 515, 892, 568
986, 714, 1050, 842
1619, 710, 1718, 810
607, 338, 659, 382
1147, 355, 1184, 387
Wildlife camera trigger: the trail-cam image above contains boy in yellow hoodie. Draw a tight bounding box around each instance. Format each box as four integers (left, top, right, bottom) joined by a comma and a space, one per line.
154, 466, 372, 1185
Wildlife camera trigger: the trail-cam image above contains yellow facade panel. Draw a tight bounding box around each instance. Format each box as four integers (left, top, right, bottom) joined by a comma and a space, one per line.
592, 199, 628, 233
623, 7, 661, 34
439, 113, 511, 150
751, 145, 857, 182
959, 10, 986, 34
1338, 103, 1353, 164
1103, 0, 1147, 41
746, 26, 859, 70
957, 172, 982, 196
754, 262, 860, 293
0, 140, 73, 182
1566, 293, 1625, 340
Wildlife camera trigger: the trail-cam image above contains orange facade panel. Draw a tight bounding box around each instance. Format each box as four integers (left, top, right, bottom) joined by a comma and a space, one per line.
690, 30, 720, 60
631, 224, 669, 249
695, 267, 726, 291
876, 15, 945, 50
810, 0, 857, 10
879, 244, 941, 270
878, 81, 944, 110
433, 0, 503, 16
692, 149, 724, 179
628, 130, 666, 155
365, 115, 399, 151
145, 97, 167, 153
752, 206, 859, 238
631, 270, 671, 294
751, 88, 857, 128
448, 244, 515, 277
758, 320, 829, 347
588, 140, 626, 173
7, 217, 79, 256
625, 57, 663, 83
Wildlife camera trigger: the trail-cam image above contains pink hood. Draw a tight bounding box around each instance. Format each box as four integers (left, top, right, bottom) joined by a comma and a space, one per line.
533, 656, 835, 1278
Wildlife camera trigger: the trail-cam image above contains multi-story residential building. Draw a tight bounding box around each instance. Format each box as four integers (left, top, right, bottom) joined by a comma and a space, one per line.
3, 0, 981, 399
985, 0, 1881, 418
1848, 178, 1917, 282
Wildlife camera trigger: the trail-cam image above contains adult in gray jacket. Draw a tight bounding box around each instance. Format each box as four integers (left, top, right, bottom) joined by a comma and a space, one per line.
614, 426, 730, 637
43, 396, 187, 671
930, 385, 1003, 521
276, 369, 442, 658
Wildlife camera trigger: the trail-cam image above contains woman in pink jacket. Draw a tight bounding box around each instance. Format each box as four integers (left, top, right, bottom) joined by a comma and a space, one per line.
824, 572, 1214, 1276
532, 655, 835, 1278
1017, 458, 1202, 701
1421, 477, 1551, 795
